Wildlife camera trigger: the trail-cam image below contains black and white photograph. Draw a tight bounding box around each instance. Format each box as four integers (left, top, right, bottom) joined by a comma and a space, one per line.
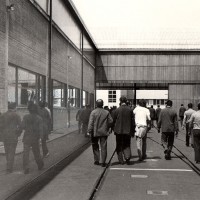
0, 0, 200, 199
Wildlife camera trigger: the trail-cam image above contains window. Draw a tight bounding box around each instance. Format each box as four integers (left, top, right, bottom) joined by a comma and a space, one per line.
76, 88, 80, 107
82, 90, 86, 106
108, 90, 116, 103
18, 68, 37, 106
8, 66, 16, 103
8, 66, 46, 106
68, 86, 79, 107
53, 80, 65, 107
148, 100, 153, 105
38, 76, 46, 102
161, 99, 165, 105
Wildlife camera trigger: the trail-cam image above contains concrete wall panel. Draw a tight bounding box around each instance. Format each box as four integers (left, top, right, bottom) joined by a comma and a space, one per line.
0, 0, 7, 112
97, 53, 200, 84
9, 0, 48, 75
169, 84, 200, 112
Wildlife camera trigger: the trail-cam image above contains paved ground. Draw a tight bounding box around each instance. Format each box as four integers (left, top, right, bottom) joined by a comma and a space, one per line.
31, 133, 116, 200
31, 127, 200, 200
97, 128, 200, 200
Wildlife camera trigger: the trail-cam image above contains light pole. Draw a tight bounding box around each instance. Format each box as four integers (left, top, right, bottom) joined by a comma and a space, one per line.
67, 55, 72, 128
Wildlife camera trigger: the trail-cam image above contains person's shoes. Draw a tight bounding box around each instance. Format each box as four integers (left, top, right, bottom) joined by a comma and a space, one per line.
119, 161, 125, 165
101, 163, 106, 167
165, 154, 171, 160
24, 169, 29, 174
126, 160, 131, 165
43, 152, 50, 158
191, 144, 194, 148
196, 161, 200, 164
137, 157, 143, 162
94, 161, 100, 165
142, 155, 147, 160
186, 144, 189, 147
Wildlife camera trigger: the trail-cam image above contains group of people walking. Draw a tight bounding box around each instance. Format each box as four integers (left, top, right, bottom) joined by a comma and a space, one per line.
0, 101, 51, 174
87, 97, 200, 167
181, 103, 200, 164
1, 97, 200, 174
87, 97, 170, 166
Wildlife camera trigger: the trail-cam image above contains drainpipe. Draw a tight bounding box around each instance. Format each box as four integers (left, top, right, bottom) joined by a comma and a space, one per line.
81, 30, 84, 107
48, 0, 53, 128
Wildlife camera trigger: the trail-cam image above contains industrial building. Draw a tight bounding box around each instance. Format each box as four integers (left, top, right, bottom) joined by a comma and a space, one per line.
1, 0, 200, 132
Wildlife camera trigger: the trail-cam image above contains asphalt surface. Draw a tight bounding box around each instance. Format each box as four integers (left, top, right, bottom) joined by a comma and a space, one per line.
30, 127, 200, 200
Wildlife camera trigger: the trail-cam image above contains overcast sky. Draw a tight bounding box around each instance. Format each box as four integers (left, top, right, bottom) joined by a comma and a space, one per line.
71, 0, 200, 48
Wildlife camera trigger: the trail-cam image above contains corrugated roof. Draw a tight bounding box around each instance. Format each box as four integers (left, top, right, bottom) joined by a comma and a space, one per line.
71, 0, 200, 50
93, 27, 200, 50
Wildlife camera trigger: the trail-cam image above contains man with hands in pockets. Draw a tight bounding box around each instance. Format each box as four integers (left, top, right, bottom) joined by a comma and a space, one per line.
87, 99, 113, 167
157, 100, 179, 160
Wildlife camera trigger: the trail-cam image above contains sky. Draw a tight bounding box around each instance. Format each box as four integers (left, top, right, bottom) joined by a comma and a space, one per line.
71, 0, 200, 49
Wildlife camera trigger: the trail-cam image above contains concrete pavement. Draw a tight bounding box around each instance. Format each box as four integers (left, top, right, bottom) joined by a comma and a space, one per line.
31, 128, 200, 200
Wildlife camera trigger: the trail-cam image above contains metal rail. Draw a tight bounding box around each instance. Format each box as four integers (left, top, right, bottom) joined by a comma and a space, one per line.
147, 136, 200, 176
88, 149, 116, 200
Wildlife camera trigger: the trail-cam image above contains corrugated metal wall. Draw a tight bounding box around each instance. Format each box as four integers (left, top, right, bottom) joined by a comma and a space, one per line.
9, 0, 48, 75
51, 28, 82, 88
96, 52, 200, 112
83, 59, 95, 93
169, 84, 200, 112
96, 52, 200, 84
0, 0, 7, 112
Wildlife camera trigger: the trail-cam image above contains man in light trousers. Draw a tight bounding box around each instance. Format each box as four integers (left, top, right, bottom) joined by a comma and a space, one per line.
133, 99, 151, 161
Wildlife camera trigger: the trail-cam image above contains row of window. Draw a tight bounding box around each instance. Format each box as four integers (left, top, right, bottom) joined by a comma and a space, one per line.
136, 99, 167, 106
107, 91, 167, 106
8, 66, 92, 108
108, 90, 117, 103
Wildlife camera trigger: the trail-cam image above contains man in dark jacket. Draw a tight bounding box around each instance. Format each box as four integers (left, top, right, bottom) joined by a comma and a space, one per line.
76, 106, 84, 134
155, 104, 161, 126
113, 96, 135, 165
87, 99, 113, 167
21, 103, 44, 174
179, 104, 186, 126
38, 101, 51, 158
0, 103, 21, 173
80, 104, 92, 137
149, 105, 156, 128
158, 100, 179, 160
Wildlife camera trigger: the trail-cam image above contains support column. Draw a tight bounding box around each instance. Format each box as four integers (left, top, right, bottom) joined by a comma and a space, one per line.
134, 83, 137, 106
0, 1, 9, 113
